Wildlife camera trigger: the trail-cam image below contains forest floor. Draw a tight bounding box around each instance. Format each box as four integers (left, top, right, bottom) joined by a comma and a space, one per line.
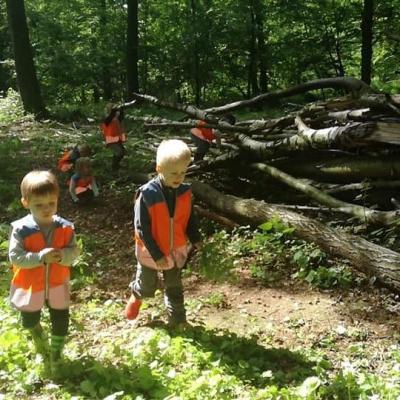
59, 168, 400, 376
2, 119, 400, 398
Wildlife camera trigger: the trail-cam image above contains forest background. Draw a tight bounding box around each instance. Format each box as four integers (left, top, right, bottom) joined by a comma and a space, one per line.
2, 1, 400, 399
2, 0, 400, 115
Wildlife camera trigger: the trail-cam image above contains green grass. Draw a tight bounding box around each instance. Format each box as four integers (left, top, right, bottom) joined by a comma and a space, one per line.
1, 100, 400, 399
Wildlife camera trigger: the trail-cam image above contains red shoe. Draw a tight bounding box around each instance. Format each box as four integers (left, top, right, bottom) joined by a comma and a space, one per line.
124, 295, 142, 320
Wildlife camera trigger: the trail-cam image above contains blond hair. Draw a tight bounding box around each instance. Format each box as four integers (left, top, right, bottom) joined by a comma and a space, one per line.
156, 139, 191, 167
20, 170, 59, 200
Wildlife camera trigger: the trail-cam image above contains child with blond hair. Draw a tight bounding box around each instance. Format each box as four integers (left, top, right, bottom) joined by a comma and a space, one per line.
8, 170, 80, 373
125, 139, 201, 327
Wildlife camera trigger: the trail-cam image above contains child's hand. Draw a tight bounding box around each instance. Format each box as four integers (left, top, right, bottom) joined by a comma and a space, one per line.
155, 257, 168, 270
43, 249, 63, 264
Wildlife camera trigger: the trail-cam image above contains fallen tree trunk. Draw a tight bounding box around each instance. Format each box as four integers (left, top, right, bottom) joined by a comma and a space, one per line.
190, 180, 400, 292
274, 155, 400, 182
250, 162, 400, 225
204, 77, 375, 114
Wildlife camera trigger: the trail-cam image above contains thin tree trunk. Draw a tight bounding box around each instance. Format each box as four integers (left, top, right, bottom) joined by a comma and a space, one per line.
190, 0, 201, 106
250, 162, 400, 226
252, 0, 268, 92
100, 0, 112, 100
6, 0, 47, 118
247, 2, 259, 97
126, 0, 139, 100
141, 0, 149, 94
361, 0, 374, 84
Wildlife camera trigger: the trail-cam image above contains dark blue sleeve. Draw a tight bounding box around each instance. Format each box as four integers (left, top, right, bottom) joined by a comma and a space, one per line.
134, 194, 164, 262
187, 204, 201, 244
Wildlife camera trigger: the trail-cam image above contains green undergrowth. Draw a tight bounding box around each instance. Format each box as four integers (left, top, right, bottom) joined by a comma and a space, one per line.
1, 289, 400, 399
1, 106, 400, 398
190, 216, 355, 290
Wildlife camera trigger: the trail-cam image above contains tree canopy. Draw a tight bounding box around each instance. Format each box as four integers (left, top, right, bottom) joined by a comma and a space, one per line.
1, 0, 400, 111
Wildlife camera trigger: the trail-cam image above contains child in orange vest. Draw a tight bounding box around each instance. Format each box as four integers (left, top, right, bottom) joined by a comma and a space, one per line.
8, 170, 80, 374
57, 144, 91, 173
69, 157, 99, 205
190, 114, 236, 162
101, 104, 126, 172
124, 139, 201, 328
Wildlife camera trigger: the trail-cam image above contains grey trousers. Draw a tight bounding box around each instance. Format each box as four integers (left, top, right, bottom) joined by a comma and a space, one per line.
130, 264, 186, 324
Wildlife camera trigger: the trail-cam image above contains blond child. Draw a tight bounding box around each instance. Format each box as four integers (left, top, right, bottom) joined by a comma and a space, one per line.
8, 171, 80, 371
125, 139, 201, 327
69, 157, 99, 205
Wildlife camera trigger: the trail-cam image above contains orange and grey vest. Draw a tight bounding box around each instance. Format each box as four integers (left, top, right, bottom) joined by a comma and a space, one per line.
135, 179, 192, 270
10, 215, 74, 312
101, 118, 126, 144
190, 120, 216, 142
71, 174, 93, 195
57, 147, 80, 172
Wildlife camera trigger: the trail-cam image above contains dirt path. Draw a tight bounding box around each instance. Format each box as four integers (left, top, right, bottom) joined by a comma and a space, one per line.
59, 176, 400, 374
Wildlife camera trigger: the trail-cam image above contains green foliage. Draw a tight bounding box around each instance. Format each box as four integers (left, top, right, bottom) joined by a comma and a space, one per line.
194, 230, 238, 282
0, 89, 33, 124
3, 0, 396, 109
195, 216, 354, 290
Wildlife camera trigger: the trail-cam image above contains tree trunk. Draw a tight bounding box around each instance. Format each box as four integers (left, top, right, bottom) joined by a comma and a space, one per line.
252, 0, 268, 93
250, 162, 400, 226
361, 0, 374, 85
190, 0, 201, 106
100, 0, 112, 100
126, 0, 139, 100
275, 155, 400, 182
247, 2, 259, 97
6, 0, 47, 118
190, 180, 400, 292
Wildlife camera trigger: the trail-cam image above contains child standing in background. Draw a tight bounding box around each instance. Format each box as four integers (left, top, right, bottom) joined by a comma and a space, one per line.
125, 139, 201, 327
101, 104, 127, 173
190, 114, 236, 162
69, 157, 99, 205
8, 170, 80, 374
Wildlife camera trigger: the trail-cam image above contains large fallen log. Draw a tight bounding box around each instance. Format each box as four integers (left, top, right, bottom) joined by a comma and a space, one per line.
250, 162, 400, 225
190, 180, 400, 292
273, 155, 400, 182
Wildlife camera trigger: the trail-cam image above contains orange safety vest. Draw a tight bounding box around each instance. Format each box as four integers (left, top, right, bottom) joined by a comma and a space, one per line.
190, 120, 216, 142
101, 118, 126, 144
72, 175, 93, 195
58, 150, 73, 172
135, 180, 192, 270
10, 215, 74, 312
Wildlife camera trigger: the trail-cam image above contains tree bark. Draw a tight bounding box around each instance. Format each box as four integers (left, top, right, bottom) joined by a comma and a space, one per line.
250, 162, 400, 226
100, 0, 112, 100
6, 0, 47, 118
252, 0, 268, 93
247, 1, 259, 97
275, 155, 400, 182
361, 0, 374, 85
190, 180, 400, 292
190, 0, 201, 106
126, 0, 139, 100
204, 77, 375, 114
